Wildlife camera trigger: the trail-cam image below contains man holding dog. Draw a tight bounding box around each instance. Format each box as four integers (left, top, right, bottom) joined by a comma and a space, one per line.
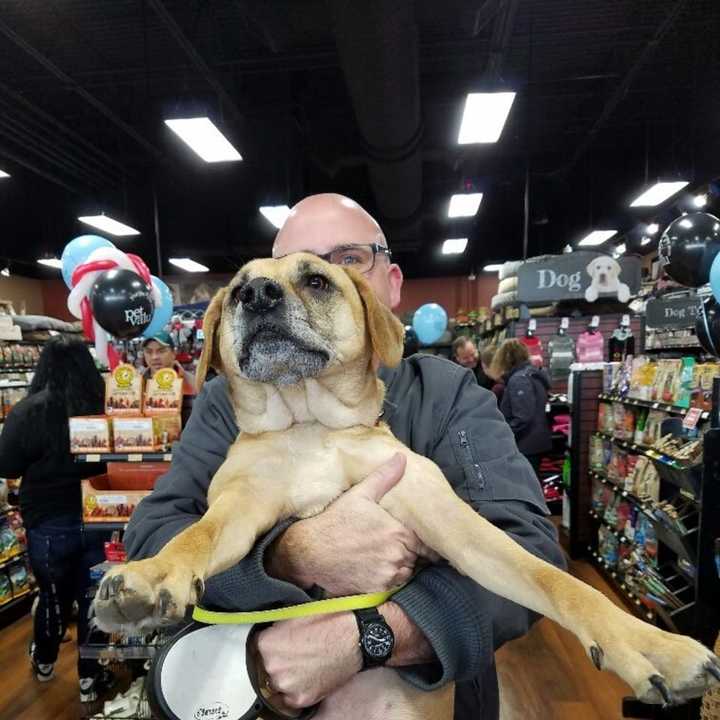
125, 194, 565, 718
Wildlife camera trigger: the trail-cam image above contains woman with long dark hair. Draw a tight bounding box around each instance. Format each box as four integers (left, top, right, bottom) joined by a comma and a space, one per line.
0, 337, 112, 701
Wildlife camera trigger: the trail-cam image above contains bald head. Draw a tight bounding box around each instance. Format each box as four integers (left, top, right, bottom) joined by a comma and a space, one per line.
273, 194, 386, 258
272, 193, 402, 309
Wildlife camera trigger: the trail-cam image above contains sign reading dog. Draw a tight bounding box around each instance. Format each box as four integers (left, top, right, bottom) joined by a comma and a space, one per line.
517, 252, 641, 304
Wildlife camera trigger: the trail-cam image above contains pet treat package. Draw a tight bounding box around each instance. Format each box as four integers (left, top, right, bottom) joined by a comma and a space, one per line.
612, 403, 625, 440
643, 410, 666, 447
152, 414, 182, 449
0, 572, 11, 605
589, 435, 604, 471
675, 357, 695, 409
143, 368, 183, 415
69, 416, 113, 454
105, 364, 143, 416
112, 417, 155, 453
82, 475, 152, 522
634, 408, 648, 446
8, 562, 29, 595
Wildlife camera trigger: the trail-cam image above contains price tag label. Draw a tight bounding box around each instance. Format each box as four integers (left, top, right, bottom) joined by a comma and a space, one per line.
652, 402, 659, 409
682, 407, 702, 429
127, 454, 142, 462
85, 454, 101, 462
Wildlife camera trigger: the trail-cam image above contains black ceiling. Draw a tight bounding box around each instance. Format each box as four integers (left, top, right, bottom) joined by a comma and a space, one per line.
0, 0, 719, 280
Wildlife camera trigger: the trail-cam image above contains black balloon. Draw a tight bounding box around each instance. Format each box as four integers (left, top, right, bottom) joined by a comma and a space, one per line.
658, 212, 720, 287
91, 268, 154, 339
696, 296, 720, 357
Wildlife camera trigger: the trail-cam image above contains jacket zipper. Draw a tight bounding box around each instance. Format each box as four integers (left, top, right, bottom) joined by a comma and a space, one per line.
457, 430, 485, 488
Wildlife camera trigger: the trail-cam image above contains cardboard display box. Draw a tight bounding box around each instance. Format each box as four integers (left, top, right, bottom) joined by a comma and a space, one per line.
144, 368, 183, 415
82, 474, 152, 523
106, 364, 143, 416
112, 417, 155, 453
69, 416, 113, 454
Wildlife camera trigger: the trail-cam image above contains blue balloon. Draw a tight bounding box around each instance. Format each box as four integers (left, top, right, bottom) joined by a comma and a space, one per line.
61, 235, 115, 288
412, 303, 448, 345
141, 276, 175, 338
711, 252, 720, 304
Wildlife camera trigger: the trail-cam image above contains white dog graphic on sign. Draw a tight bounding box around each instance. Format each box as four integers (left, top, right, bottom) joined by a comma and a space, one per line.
584, 256, 631, 303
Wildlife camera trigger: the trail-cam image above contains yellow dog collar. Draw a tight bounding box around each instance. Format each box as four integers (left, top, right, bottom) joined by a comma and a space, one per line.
192, 587, 402, 625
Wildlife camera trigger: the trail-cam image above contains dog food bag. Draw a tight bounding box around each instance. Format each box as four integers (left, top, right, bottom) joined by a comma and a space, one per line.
143, 368, 183, 415
675, 357, 695, 409
106, 364, 143, 416
651, 361, 667, 402
643, 410, 665, 447
112, 417, 155, 453
69, 416, 112, 454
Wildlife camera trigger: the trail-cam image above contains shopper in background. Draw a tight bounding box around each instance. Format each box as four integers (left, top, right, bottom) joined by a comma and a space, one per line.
491, 339, 552, 477
452, 335, 494, 390
0, 337, 112, 701
142, 331, 196, 395
480, 346, 505, 401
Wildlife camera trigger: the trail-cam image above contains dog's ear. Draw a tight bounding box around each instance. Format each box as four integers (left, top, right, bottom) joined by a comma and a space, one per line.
197, 287, 228, 390
345, 268, 405, 368
586, 259, 598, 277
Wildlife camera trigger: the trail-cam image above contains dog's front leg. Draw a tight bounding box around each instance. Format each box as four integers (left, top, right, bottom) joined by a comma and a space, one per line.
378, 451, 719, 705
93, 482, 286, 632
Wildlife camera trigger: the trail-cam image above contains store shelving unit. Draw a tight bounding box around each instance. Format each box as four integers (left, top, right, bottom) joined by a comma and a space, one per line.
75, 452, 172, 463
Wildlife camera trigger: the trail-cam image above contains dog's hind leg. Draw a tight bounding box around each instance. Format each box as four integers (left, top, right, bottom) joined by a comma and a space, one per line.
93, 483, 287, 631
378, 450, 720, 707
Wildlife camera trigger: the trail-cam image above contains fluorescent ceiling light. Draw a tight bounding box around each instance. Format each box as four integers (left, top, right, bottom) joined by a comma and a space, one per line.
457, 92, 516, 144
37, 258, 63, 269
646, 222, 660, 235
641, 236, 652, 246
259, 205, 291, 229
483, 264, 502, 272
442, 238, 468, 255
0, 170, 9, 178
169, 257, 209, 273
164, 117, 242, 163
693, 193, 708, 208
614, 243, 627, 256
629, 181, 688, 207
79, 215, 140, 237
578, 230, 617, 247
448, 193, 483, 218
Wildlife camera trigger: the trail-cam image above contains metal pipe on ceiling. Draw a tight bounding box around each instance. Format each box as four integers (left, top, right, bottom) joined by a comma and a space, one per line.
146, 0, 244, 124
0, 116, 108, 190
0, 141, 81, 194
556, 0, 691, 176
0, 16, 163, 161
0, 106, 118, 189
331, 0, 423, 222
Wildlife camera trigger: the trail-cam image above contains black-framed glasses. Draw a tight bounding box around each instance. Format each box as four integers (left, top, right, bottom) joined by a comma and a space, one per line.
313, 243, 392, 274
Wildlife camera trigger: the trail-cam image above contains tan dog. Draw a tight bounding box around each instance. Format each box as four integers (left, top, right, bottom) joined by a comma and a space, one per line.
94, 253, 718, 717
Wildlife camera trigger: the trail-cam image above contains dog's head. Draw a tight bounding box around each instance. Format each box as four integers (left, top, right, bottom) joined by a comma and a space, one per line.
586, 256, 621, 288
197, 252, 405, 389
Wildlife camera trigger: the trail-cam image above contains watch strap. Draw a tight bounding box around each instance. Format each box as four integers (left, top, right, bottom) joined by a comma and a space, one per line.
354, 607, 393, 671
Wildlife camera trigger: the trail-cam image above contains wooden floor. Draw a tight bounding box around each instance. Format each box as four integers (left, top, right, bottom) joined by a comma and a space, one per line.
0, 559, 632, 720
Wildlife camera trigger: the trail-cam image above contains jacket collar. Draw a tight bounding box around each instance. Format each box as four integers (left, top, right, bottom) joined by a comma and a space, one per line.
378, 364, 400, 423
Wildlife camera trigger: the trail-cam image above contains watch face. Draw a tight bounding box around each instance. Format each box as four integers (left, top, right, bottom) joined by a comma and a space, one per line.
362, 622, 394, 659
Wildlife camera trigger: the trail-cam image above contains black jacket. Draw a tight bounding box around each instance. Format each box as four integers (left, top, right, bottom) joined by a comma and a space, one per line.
499, 362, 553, 455
0, 390, 104, 528
125, 355, 565, 719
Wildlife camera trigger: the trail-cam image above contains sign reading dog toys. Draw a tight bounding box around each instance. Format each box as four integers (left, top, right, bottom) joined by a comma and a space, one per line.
516, 251, 642, 305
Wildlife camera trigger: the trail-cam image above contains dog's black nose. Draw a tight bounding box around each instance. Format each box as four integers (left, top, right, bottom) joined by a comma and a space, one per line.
238, 277, 284, 314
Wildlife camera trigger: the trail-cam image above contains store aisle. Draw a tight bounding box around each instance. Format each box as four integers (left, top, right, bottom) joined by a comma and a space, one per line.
0, 560, 631, 720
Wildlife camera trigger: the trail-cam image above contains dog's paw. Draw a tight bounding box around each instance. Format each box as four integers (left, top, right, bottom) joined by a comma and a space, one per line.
585, 288, 598, 303
92, 559, 204, 633
586, 614, 720, 705
617, 285, 630, 303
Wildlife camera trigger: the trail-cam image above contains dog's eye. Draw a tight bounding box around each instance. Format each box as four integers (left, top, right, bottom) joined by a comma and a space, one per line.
306, 274, 329, 292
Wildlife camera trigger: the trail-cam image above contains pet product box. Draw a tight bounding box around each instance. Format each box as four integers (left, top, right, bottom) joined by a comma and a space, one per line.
105, 364, 143, 415
143, 368, 183, 415
152, 414, 182, 450
107, 462, 169, 490
82, 475, 152, 523
112, 417, 155, 453
69, 416, 113, 454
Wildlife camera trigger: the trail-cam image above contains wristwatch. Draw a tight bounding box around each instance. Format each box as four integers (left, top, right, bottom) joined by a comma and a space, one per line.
354, 608, 395, 671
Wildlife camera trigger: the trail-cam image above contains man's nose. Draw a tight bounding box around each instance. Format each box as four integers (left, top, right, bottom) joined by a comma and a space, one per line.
238, 277, 285, 314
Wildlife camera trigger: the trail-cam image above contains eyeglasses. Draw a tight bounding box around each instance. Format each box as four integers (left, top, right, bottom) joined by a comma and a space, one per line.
312, 243, 392, 274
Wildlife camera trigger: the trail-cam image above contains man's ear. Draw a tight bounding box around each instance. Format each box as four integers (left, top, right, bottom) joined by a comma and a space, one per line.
196, 287, 228, 390
345, 268, 405, 368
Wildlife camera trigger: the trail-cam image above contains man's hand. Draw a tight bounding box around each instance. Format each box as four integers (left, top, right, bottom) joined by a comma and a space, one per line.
266, 453, 435, 595
254, 613, 362, 710
253, 603, 435, 710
